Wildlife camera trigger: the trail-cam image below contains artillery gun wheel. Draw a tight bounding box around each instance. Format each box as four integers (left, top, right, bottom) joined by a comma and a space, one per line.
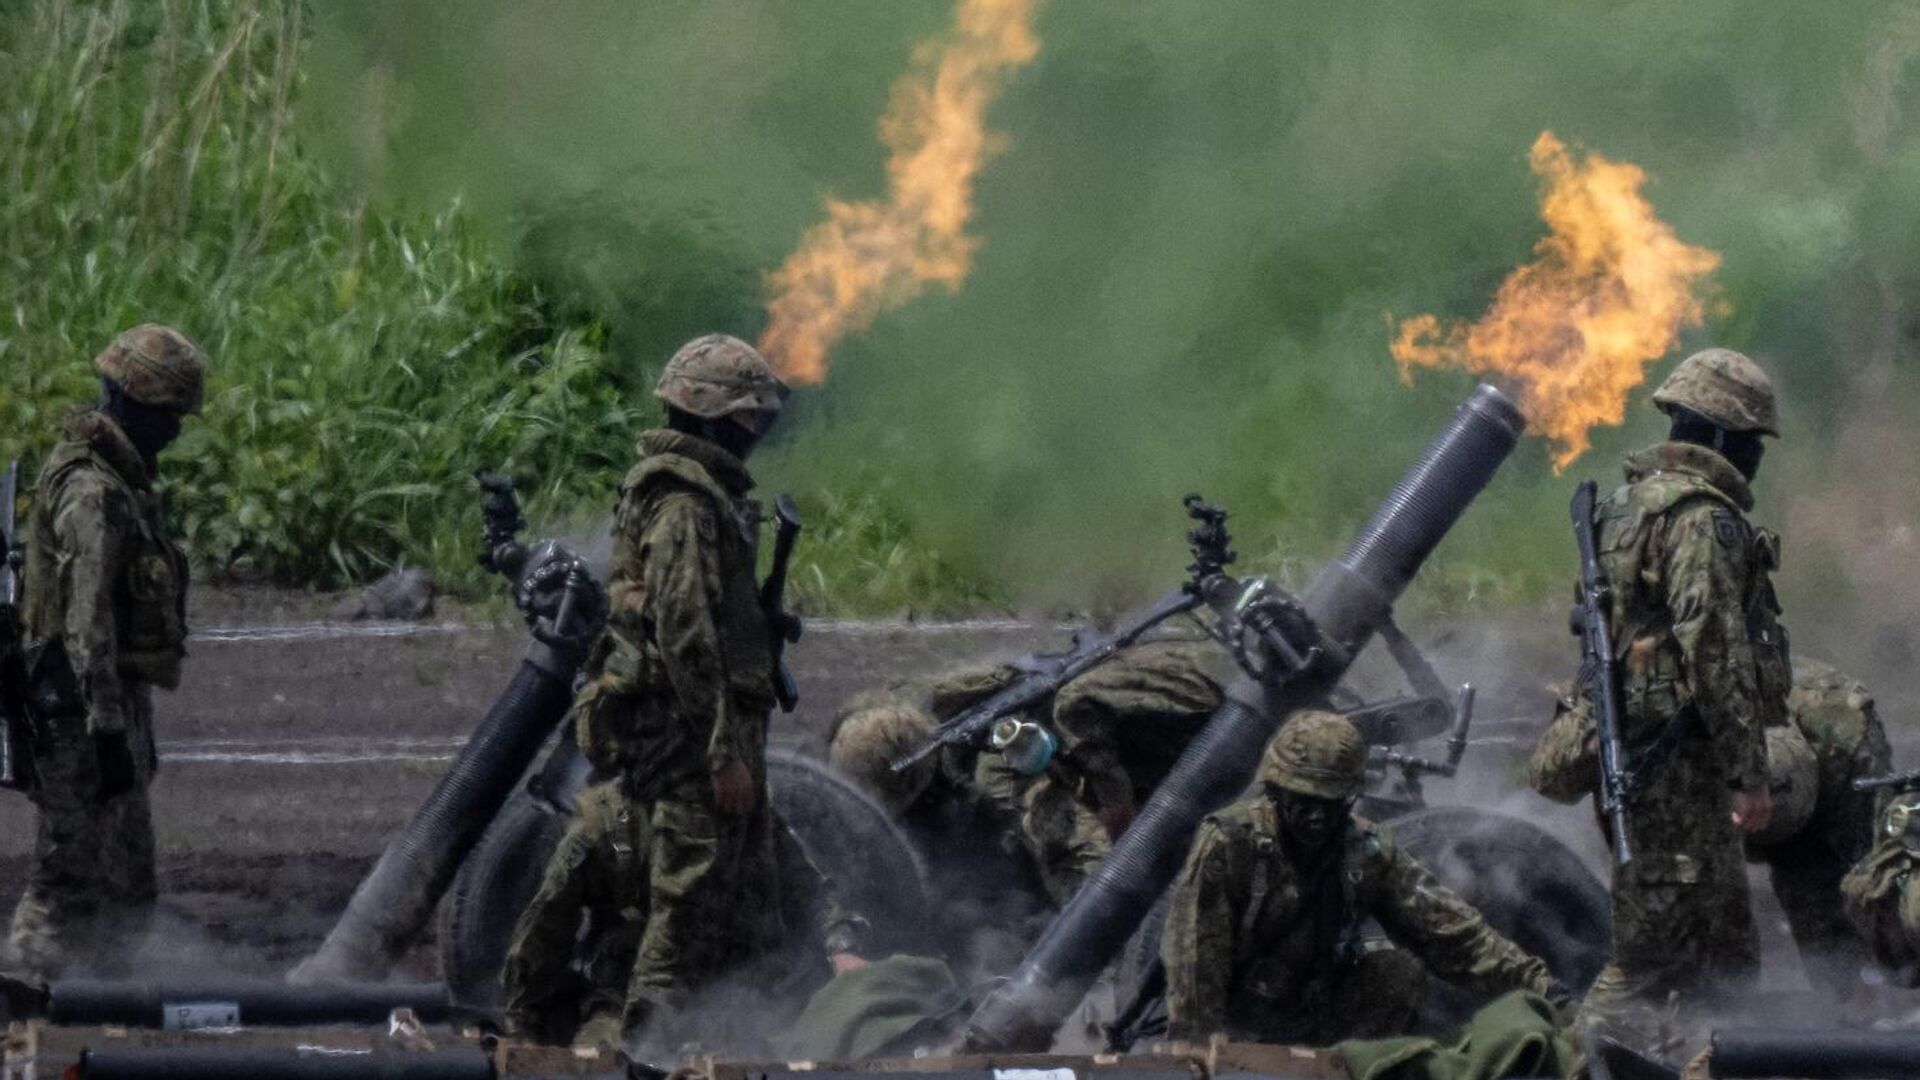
1387, 806, 1610, 1020
438, 748, 930, 1010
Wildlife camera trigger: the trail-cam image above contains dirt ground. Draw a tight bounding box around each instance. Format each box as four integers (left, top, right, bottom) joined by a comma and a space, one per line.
0, 586, 1854, 985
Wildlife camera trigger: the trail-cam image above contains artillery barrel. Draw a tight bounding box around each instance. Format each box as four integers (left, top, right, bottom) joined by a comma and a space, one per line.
289, 641, 578, 984
962, 384, 1525, 1050
74, 1047, 493, 1080
47, 978, 451, 1028
1711, 1028, 1920, 1079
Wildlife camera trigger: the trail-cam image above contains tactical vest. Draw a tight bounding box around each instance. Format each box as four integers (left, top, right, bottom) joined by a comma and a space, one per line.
1594, 472, 1789, 744
576, 450, 774, 783
23, 433, 189, 693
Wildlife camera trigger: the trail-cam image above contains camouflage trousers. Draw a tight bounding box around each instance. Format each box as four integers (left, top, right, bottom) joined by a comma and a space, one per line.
621, 775, 783, 1031
1235, 947, 1426, 1044
5, 712, 157, 983
973, 753, 1109, 907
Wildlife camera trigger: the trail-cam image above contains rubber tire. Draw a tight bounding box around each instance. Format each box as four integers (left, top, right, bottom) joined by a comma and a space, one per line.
437, 747, 930, 1010
1386, 806, 1611, 1022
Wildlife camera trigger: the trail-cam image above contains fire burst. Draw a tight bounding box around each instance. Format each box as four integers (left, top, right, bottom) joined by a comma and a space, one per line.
1390, 133, 1721, 471
758, 0, 1041, 385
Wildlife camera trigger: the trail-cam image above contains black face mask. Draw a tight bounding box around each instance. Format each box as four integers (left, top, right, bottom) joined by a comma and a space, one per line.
101, 378, 183, 474
666, 407, 767, 461
1668, 407, 1765, 483
1273, 788, 1353, 855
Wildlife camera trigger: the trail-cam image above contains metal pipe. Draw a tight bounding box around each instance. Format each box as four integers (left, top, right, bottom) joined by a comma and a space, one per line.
1711, 1028, 1920, 1079
962, 384, 1525, 1050
47, 978, 452, 1029
75, 1047, 493, 1080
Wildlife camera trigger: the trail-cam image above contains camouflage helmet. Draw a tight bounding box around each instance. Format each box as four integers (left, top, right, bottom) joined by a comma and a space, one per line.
1259, 710, 1368, 801
654, 334, 789, 422
95, 324, 207, 414
828, 693, 939, 815
1652, 347, 1778, 437
1747, 723, 1818, 847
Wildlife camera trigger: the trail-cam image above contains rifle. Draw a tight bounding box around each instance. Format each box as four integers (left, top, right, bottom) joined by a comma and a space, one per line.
1571, 480, 1633, 865
2, 461, 32, 791
1855, 766, 1920, 794
762, 494, 803, 713
892, 495, 1234, 773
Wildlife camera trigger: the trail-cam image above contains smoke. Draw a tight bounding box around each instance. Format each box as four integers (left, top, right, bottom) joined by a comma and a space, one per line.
299, 3, 1920, 630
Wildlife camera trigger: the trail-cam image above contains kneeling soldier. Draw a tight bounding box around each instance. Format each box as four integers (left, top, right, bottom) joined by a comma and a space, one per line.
1162, 711, 1562, 1045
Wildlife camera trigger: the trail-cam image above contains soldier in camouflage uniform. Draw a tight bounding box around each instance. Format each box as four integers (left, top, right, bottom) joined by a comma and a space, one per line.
1162, 711, 1559, 1044
1529, 348, 1786, 1044
5, 325, 205, 984
503, 781, 869, 1047
1842, 790, 1920, 987
554, 334, 864, 1042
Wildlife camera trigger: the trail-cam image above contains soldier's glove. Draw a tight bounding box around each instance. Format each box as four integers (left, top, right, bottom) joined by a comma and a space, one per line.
94, 730, 138, 802
1543, 978, 1576, 1025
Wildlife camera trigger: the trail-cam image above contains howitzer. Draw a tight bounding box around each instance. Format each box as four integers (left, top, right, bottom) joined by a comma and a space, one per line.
763, 493, 803, 712
961, 384, 1525, 1050
892, 495, 1235, 773
1571, 479, 1633, 865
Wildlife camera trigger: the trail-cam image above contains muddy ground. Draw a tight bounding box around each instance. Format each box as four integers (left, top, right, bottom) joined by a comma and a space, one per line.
0, 587, 1866, 985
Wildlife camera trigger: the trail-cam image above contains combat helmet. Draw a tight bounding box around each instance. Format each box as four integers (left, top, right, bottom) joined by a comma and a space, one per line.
828, 693, 939, 815
1652, 347, 1778, 436
655, 334, 789, 424
94, 324, 207, 414
1747, 723, 1818, 848
1259, 710, 1368, 801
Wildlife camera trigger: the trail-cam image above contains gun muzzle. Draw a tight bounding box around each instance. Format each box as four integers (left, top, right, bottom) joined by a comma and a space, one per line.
961, 384, 1524, 1051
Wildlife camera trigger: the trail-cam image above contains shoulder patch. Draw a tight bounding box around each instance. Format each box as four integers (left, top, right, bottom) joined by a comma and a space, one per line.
1713, 509, 1743, 551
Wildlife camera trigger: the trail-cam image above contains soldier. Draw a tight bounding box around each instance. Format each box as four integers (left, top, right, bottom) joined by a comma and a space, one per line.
4, 325, 205, 983
1529, 347, 1784, 1045
1841, 789, 1920, 987
1162, 711, 1560, 1044
503, 781, 869, 1048
558, 334, 864, 1044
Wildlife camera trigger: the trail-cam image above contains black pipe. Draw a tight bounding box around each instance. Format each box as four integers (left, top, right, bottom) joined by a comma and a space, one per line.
290, 648, 577, 984
76, 1047, 493, 1080
1711, 1028, 1920, 1080
47, 979, 452, 1028
962, 384, 1524, 1050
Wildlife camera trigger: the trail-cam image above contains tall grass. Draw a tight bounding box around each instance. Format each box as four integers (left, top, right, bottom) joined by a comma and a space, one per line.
0, 0, 980, 612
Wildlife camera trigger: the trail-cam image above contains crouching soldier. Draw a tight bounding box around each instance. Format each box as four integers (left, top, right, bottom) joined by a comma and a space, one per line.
503, 781, 868, 1048
1162, 711, 1562, 1045
5, 325, 205, 984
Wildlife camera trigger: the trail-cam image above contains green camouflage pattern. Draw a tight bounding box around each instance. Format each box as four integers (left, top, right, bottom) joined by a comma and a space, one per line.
827, 694, 939, 815
6, 409, 182, 982
1651, 347, 1778, 436
503, 782, 654, 1046
1532, 441, 1784, 1041
1045, 627, 1232, 840
653, 334, 787, 420
1161, 796, 1552, 1044
93, 324, 207, 415
1842, 795, 1920, 986
1259, 710, 1368, 801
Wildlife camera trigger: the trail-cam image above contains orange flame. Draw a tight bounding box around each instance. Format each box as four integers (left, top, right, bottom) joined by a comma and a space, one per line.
758, 0, 1040, 384
1391, 133, 1721, 470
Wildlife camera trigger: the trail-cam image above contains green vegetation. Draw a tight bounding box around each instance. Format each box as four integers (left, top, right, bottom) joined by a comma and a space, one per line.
7, 2, 1920, 620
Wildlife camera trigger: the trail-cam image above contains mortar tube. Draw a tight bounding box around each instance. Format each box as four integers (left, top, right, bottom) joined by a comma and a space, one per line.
961, 384, 1525, 1050
1711, 1029, 1920, 1080
75, 1047, 494, 1080
289, 638, 579, 984
47, 978, 452, 1028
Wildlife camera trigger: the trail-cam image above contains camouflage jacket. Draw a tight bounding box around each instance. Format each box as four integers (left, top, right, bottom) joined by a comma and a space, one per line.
22, 409, 188, 736
575, 429, 775, 788
1535, 443, 1779, 802
1162, 797, 1552, 1043
1789, 660, 1891, 861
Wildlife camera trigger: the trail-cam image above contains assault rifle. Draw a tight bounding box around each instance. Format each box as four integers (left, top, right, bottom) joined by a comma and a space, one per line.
892, 495, 1235, 772
1, 461, 26, 790
1571, 479, 1633, 865
1855, 766, 1920, 794
763, 494, 803, 713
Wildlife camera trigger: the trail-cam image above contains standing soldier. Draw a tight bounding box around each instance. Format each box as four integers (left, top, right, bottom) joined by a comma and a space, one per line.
5, 325, 205, 983
1162, 712, 1560, 1044
1530, 347, 1784, 1047
558, 334, 862, 1046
